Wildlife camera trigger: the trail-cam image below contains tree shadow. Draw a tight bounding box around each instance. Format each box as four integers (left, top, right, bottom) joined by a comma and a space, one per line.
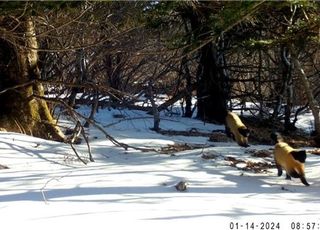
1, 131, 320, 221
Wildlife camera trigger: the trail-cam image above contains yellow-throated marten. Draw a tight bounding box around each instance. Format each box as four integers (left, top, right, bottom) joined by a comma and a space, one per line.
225, 111, 250, 147
270, 132, 309, 186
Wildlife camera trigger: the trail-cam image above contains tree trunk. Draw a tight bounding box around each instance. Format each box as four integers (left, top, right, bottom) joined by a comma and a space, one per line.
84, 90, 99, 128
281, 46, 295, 131
147, 81, 160, 131
105, 53, 123, 105
68, 49, 87, 108
180, 56, 193, 118
181, 19, 193, 118
291, 52, 320, 140
196, 42, 228, 123
272, 45, 294, 130
183, 4, 229, 123
0, 17, 65, 141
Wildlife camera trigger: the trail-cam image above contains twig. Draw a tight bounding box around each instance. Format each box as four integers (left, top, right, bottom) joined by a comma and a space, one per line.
0, 80, 35, 95
68, 121, 89, 164
34, 94, 158, 153
80, 124, 94, 162
34, 94, 93, 163
69, 141, 88, 165
40, 171, 73, 204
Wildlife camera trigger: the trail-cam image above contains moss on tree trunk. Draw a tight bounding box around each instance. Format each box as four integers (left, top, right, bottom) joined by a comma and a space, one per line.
0, 17, 65, 142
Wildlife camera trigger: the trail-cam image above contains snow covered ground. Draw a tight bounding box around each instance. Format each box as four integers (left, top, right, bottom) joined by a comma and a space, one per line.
1, 107, 320, 230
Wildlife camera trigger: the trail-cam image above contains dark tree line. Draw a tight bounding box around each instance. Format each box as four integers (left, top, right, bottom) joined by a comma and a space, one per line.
1, 1, 320, 145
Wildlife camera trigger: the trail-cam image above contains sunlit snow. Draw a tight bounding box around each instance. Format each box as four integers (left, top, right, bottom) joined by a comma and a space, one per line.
0, 106, 319, 230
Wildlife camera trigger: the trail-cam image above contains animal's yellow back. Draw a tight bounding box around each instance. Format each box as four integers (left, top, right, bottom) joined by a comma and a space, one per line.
271, 132, 309, 186
274, 142, 304, 175
226, 112, 245, 128
226, 112, 248, 147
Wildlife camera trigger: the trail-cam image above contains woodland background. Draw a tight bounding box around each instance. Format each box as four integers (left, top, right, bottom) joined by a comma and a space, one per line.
2, 2, 320, 227
1, 1, 320, 146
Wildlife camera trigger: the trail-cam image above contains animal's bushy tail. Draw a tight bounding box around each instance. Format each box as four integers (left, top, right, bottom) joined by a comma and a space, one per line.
300, 176, 310, 186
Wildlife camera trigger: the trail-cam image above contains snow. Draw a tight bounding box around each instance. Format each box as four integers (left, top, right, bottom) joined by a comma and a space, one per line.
296, 111, 314, 134
1, 106, 320, 229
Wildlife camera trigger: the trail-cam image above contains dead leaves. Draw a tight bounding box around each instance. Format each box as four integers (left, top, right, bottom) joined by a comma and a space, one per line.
160, 143, 215, 155
201, 152, 218, 160
160, 142, 276, 174
224, 148, 275, 173
160, 143, 195, 154
245, 149, 273, 158
224, 156, 274, 173
208, 132, 231, 142
307, 148, 320, 155
200, 148, 275, 174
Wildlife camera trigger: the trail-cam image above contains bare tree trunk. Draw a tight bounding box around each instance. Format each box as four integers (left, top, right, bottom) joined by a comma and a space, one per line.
256, 47, 264, 119
184, 5, 229, 123
196, 42, 228, 123
147, 81, 160, 131
68, 49, 87, 107
84, 90, 99, 128
281, 46, 294, 131
180, 56, 193, 118
181, 19, 193, 118
292, 53, 320, 138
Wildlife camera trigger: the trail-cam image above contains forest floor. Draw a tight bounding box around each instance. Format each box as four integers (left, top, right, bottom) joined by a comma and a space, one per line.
243, 116, 314, 147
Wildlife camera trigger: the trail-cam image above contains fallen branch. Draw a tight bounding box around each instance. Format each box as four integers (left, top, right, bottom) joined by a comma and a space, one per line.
34, 95, 157, 155
157, 128, 213, 137
68, 121, 91, 164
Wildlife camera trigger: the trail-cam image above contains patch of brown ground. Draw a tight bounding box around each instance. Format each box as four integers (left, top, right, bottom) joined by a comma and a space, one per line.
224, 156, 274, 173
242, 117, 313, 148
159, 143, 199, 154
